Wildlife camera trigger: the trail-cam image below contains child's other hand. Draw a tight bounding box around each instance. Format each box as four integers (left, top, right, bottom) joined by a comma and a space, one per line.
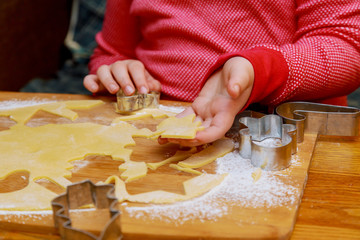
83, 60, 161, 95
159, 57, 254, 147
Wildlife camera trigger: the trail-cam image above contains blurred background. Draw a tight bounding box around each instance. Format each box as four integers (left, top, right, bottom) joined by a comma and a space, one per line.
0, 0, 105, 95
0, 0, 359, 108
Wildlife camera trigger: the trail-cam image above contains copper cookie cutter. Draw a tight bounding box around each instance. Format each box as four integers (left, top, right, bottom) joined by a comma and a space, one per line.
234, 102, 359, 171
116, 89, 160, 113
51, 180, 122, 240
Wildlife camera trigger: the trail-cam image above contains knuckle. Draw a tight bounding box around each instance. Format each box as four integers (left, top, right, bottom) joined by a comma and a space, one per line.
128, 60, 144, 70
112, 60, 124, 69
116, 76, 127, 85
97, 64, 109, 74
102, 77, 114, 84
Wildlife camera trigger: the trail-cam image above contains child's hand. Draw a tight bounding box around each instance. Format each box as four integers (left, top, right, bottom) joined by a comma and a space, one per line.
159, 57, 254, 147
83, 60, 161, 95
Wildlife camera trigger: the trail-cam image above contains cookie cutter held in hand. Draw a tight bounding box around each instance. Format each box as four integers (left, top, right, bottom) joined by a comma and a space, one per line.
116, 89, 160, 113
238, 114, 297, 171
51, 180, 122, 240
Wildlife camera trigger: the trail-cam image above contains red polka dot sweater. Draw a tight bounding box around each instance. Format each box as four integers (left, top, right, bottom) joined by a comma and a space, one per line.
89, 0, 360, 108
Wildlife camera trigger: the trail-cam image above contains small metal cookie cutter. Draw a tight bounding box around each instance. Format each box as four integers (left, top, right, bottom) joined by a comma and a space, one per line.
235, 102, 360, 171
51, 180, 122, 240
116, 89, 160, 113
238, 114, 297, 171
276, 101, 360, 142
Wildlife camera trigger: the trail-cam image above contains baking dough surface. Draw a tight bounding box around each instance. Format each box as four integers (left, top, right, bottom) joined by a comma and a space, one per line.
0, 101, 153, 210
0, 100, 230, 210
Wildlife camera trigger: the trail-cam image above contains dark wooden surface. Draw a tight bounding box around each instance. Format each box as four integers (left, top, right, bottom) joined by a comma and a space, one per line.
0, 0, 71, 91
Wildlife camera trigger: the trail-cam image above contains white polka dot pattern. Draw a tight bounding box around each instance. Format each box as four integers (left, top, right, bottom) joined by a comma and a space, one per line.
89, 0, 360, 106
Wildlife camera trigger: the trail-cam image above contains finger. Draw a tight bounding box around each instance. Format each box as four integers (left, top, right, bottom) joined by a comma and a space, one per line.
194, 125, 226, 144
111, 61, 135, 95
226, 58, 254, 99
191, 96, 213, 119
127, 61, 149, 94
145, 70, 162, 92
194, 115, 203, 124
165, 117, 220, 147
83, 74, 100, 93
160, 108, 199, 146
97, 65, 120, 94
201, 118, 212, 128
195, 112, 234, 144
176, 107, 195, 118
224, 68, 242, 99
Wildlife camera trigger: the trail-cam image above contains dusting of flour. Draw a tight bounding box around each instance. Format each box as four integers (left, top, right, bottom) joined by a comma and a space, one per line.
125, 150, 300, 224
0, 99, 55, 110
159, 104, 185, 114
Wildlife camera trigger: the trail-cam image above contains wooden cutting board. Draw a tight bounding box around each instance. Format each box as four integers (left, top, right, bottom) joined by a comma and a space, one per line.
0, 92, 317, 240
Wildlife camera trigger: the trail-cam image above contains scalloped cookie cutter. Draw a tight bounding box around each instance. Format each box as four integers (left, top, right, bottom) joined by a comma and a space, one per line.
116, 89, 160, 113
238, 114, 297, 171
51, 180, 122, 240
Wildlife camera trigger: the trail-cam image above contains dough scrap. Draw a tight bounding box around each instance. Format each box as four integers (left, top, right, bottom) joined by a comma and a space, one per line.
147, 148, 196, 170
105, 173, 227, 204
178, 139, 234, 168
155, 114, 204, 139
169, 164, 202, 175
119, 161, 148, 182
252, 168, 262, 183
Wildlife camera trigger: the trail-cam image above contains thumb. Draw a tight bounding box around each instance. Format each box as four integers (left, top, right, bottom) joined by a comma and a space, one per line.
145, 70, 162, 92
224, 57, 254, 99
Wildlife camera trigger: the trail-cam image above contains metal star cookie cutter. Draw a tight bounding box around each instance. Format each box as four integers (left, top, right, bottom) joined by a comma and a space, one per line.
276, 102, 360, 142
116, 89, 160, 113
51, 180, 122, 240
238, 114, 297, 171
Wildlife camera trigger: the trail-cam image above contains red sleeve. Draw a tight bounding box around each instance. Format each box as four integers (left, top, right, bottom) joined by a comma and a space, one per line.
215, 0, 360, 108
88, 0, 141, 74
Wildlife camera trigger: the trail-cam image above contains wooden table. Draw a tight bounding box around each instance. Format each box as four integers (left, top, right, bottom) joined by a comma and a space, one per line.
0, 92, 359, 240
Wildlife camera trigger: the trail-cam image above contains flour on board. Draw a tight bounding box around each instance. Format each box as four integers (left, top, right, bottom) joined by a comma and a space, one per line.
0, 99, 55, 110
124, 150, 300, 224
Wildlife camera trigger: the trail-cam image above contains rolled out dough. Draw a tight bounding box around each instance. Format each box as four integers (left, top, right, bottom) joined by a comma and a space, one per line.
0, 100, 153, 210
0, 100, 232, 210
